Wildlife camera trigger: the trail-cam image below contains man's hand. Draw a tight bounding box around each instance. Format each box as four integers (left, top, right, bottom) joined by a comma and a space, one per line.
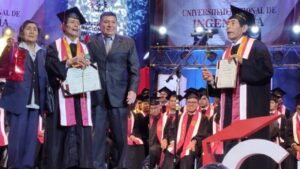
187, 140, 197, 152
293, 144, 300, 152
67, 54, 90, 68
161, 139, 168, 150
127, 90, 136, 105
202, 68, 214, 82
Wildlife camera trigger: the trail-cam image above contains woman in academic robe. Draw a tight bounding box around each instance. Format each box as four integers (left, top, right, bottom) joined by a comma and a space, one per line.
0, 20, 48, 169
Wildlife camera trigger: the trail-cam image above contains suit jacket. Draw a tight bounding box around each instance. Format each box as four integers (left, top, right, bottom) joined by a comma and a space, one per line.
0, 47, 47, 115
87, 34, 140, 107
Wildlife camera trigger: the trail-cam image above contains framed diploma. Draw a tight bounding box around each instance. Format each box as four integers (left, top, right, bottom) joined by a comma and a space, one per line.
63, 63, 101, 95
215, 59, 238, 88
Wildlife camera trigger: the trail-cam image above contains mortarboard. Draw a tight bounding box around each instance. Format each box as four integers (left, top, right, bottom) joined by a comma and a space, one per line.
136, 94, 143, 101
150, 95, 160, 105
167, 90, 183, 101
272, 87, 286, 97
198, 87, 209, 98
140, 95, 149, 102
229, 5, 255, 26
158, 87, 172, 96
184, 89, 200, 100
141, 88, 150, 97
57, 7, 86, 24
270, 93, 278, 102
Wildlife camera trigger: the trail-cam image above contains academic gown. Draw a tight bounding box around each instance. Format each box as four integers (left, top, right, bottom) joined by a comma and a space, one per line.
43, 42, 93, 169
208, 39, 273, 169
284, 116, 300, 169
127, 113, 146, 169
149, 115, 161, 168
162, 113, 209, 169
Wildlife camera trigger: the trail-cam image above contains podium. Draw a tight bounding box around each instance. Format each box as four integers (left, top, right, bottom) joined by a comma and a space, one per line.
202, 115, 281, 165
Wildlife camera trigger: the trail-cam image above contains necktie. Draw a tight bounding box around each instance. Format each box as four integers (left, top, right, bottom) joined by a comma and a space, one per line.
104, 37, 112, 54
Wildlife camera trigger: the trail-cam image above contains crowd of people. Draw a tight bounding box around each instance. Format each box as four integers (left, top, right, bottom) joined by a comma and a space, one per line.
0, 4, 298, 169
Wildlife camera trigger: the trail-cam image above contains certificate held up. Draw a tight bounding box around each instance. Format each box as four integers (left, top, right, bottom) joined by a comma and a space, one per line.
215, 59, 238, 88
63, 64, 101, 95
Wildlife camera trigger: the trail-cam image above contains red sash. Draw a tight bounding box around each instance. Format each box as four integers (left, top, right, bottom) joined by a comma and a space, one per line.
127, 113, 143, 145
0, 108, 7, 146
56, 38, 92, 127
292, 113, 300, 159
220, 37, 255, 128
175, 111, 202, 158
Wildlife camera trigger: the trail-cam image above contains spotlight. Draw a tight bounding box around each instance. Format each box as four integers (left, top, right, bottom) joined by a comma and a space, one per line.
44, 34, 50, 41
292, 24, 300, 34
289, 24, 300, 44
248, 25, 261, 40
195, 26, 204, 33
155, 26, 168, 46
158, 26, 167, 35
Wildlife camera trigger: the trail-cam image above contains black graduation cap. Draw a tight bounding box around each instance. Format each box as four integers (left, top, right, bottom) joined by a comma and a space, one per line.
57, 7, 86, 24
140, 95, 149, 102
184, 89, 200, 100
230, 5, 255, 26
141, 88, 149, 97
272, 87, 286, 97
167, 90, 183, 101
158, 87, 172, 96
136, 94, 143, 101
198, 88, 209, 98
270, 93, 278, 102
150, 95, 160, 105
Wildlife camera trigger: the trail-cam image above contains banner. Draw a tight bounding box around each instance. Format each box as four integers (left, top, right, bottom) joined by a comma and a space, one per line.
163, 0, 299, 45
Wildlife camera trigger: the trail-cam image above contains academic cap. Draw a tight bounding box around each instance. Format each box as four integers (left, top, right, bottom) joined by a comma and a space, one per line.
57, 7, 86, 24
229, 5, 255, 26
198, 88, 209, 98
158, 87, 172, 95
150, 95, 160, 105
141, 88, 150, 96
272, 87, 286, 97
167, 90, 183, 101
184, 89, 200, 100
140, 95, 149, 102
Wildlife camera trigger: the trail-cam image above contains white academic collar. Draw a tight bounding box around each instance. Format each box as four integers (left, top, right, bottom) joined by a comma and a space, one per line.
232, 36, 244, 46
64, 36, 79, 44
19, 42, 42, 54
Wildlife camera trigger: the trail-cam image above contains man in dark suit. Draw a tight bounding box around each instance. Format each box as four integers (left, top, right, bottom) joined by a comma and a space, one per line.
87, 11, 140, 169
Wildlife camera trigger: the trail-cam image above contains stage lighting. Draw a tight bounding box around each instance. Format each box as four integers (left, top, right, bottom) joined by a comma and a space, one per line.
44, 34, 50, 41
290, 24, 300, 44
292, 24, 300, 34
195, 26, 204, 33
155, 26, 168, 46
248, 25, 261, 40
158, 26, 167, 35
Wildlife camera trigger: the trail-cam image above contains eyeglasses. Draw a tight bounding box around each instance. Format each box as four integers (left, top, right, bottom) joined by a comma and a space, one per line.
187, 101, 198, 104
